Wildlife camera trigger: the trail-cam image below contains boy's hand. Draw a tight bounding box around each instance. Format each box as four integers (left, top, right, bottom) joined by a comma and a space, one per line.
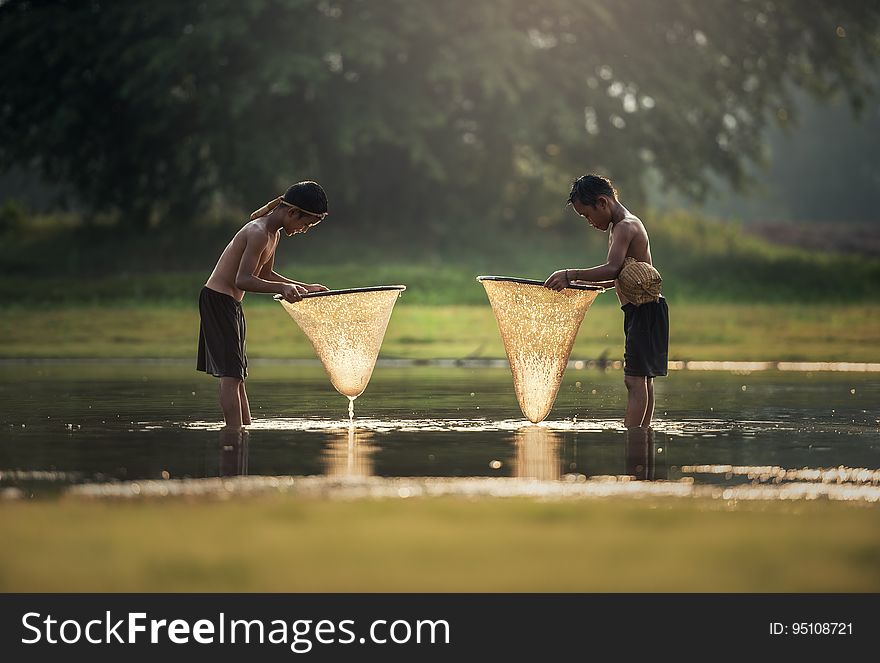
279, 283, 308, 303
544, 269, 571, 291
303, 283, 330, 293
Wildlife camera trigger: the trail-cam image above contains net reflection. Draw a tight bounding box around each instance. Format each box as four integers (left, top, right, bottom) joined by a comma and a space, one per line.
513, 426, 562, 481
323, 426, 378, 479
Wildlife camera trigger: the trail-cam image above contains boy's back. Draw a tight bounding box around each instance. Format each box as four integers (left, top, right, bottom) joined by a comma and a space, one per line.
609, 214, 653, 306
205, 220, 280, 301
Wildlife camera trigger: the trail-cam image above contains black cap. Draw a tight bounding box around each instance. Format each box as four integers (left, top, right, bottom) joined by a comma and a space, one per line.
283, 181, 328, 215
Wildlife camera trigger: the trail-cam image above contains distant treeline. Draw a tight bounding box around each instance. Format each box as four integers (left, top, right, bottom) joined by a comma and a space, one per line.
1, 0, 879, 233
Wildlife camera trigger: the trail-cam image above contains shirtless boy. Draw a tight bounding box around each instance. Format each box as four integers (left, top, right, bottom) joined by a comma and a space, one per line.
198, 181, 330, 429
544, 174, 669, 430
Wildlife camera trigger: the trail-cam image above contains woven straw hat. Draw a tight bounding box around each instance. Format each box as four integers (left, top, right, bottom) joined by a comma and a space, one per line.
617, 257, 662, 305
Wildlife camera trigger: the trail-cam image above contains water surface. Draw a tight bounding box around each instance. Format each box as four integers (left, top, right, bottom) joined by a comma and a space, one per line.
1, 363, 877, 500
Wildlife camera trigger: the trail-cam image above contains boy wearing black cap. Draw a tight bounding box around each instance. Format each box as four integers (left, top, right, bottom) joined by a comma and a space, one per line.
544, 174, 668, 429
198, 181, 330, 429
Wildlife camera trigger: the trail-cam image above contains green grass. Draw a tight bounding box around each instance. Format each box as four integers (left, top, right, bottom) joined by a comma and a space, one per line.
1, 496, 877, 591
1, 209, 878, 306
3, 208, 877, 361
1, 302, 878, 361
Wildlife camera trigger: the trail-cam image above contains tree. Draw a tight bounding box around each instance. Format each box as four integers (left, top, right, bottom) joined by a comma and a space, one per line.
1, 0, 878, 232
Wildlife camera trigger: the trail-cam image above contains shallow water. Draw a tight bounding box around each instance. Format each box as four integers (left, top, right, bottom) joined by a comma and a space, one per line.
0, 363, 878, 500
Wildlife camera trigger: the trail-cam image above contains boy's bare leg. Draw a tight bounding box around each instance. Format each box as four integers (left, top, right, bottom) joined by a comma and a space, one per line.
623, 375, 649, 428
239, 381, 252, 426
219, 377, 243, 429
641, 377, 655, 427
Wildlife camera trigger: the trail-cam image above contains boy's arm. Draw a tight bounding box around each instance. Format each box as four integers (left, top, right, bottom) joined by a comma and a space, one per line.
258, 253, 329, 293
544, 223, 633, 290
572, 279, 616, 289
235, 234, 307, 301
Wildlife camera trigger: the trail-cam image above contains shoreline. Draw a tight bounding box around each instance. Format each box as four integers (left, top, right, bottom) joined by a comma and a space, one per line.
1, 356, 879, 372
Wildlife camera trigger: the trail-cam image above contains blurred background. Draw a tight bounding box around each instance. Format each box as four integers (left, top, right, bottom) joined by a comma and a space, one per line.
2, 0, 879, 362
1, 0, 879, 308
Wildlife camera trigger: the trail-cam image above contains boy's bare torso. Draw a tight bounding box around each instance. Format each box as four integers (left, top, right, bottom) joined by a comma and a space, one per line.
205, 220, 280, 301
610, 213, 654, 305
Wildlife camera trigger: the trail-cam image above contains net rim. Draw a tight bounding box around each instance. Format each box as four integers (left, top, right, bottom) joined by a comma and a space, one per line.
273, 285, 406, 301
476, 275, 605, 291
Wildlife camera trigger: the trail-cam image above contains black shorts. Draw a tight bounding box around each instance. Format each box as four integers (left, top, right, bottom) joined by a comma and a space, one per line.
622, 297, 669, 378
197, 286, 248, 380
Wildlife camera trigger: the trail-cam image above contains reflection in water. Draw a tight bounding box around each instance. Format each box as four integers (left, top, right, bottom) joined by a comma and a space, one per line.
3, 363, 879, 503
219, 428, 249, 477
323, 427, 378, 479
514, 426, 562, 481
625, 427, 667, 481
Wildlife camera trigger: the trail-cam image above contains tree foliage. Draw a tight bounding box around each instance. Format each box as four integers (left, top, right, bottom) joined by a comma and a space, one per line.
1, 0, 879, 231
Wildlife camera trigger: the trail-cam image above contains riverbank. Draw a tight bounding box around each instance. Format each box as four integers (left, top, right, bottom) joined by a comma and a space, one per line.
2, 302, 878, 361
1, 495, 877, 592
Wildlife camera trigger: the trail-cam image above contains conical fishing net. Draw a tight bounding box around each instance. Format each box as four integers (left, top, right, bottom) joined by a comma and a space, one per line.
478, 277, 602, 423
278, 286, 405, 399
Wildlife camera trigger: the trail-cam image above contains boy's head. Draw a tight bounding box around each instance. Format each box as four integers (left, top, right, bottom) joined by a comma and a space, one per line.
280, 181, 329, 236
567, 174, 618, 231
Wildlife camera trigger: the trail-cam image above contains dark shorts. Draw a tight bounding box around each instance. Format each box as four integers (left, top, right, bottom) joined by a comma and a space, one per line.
622, 297, 669, 378
197, 286, 248, 380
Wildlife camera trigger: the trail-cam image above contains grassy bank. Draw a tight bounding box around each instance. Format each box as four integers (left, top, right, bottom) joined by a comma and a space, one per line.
2, 210, 879, 306
1, 302, 878, 361
1, 496, 877, 592
4, 209, 877, 361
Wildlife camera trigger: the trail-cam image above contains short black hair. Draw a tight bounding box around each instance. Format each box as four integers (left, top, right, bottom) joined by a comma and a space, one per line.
283, 181, 328, 215
568, 174, 618, 207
